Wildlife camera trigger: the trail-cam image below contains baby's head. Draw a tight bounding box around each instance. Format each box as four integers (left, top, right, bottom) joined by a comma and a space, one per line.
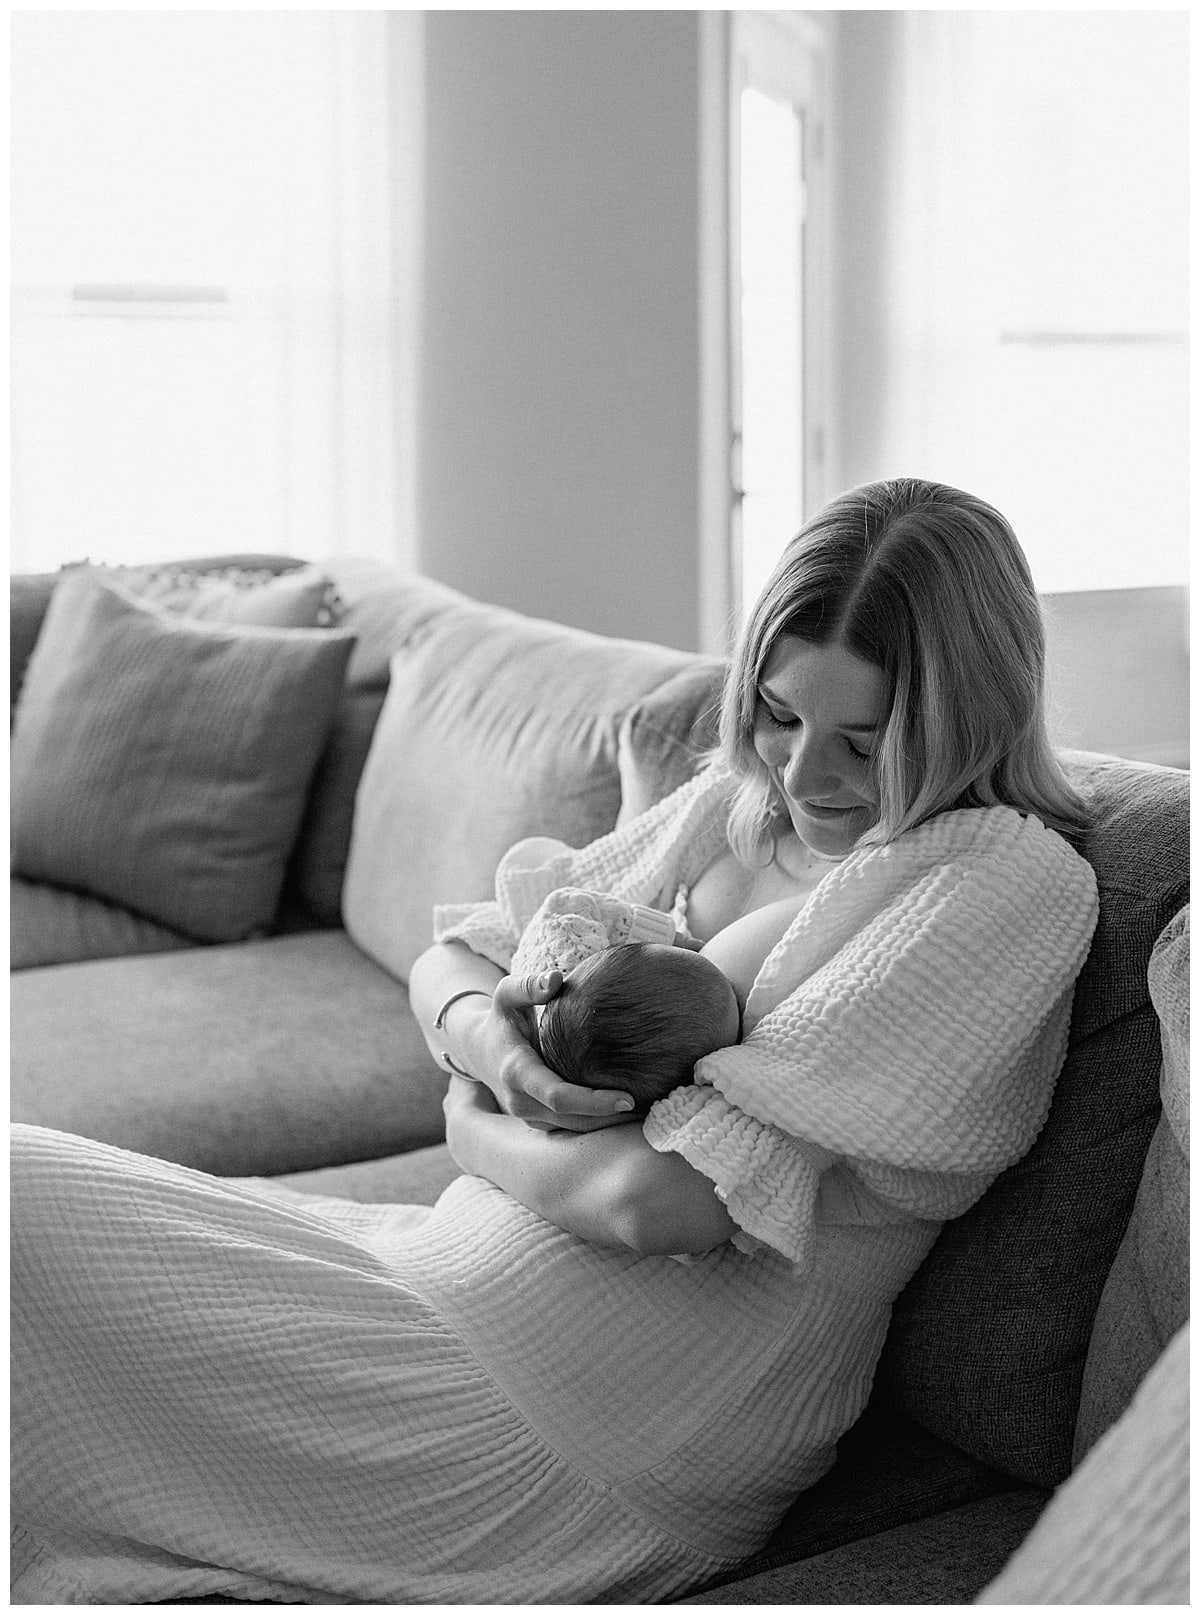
536, 942, 741, 1116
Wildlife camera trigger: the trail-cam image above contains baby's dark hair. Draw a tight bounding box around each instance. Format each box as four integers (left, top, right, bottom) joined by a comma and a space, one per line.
536, 942, 740, 1115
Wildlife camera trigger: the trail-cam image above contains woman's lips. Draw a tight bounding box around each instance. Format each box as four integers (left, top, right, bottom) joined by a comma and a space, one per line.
800, 801, 861, 819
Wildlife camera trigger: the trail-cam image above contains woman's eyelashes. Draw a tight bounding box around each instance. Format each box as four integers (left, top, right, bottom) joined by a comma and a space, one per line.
756, 696, 800, 731
755, 696, 872, 760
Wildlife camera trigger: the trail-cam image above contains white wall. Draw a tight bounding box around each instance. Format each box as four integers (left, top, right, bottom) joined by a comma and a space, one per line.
418, 12, 705, 651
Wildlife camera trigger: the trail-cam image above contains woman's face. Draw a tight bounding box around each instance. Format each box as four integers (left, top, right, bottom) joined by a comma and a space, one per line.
753, 633, 886, 857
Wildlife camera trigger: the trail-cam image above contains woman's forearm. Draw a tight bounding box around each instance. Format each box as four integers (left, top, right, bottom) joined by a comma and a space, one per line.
408, 942, 504, 1074
448, 1094, 736, 1255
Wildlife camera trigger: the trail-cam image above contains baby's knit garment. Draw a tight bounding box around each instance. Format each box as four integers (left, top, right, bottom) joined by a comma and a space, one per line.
12, 761, 1098, 1606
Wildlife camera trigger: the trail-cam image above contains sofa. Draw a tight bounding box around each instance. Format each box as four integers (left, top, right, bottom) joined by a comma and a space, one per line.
10, 553, 1190, 1604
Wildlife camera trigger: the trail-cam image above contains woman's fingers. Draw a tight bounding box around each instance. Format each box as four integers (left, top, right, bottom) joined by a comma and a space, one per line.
506, 1066, 635, 1126
492, 969, 563, 1010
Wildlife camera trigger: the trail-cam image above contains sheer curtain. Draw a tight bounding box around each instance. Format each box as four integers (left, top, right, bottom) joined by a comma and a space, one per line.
10, 10, 419, 574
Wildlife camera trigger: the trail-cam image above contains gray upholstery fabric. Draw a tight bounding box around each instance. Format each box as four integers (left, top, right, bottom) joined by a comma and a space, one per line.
342, 569, 704, 983
10, 572, 58, 719
276, 1141, 462, 1205
680, 1490, 1047, 1605
615, 660, 726, 827
875, 753, 1189, 1486
979, 1321, 1190, 1606
11, 571, 356, 944
10, 875, 195, 971
1072, 904, 1190, 1461
285, 686, 388, 926
10, 932, 448, 1175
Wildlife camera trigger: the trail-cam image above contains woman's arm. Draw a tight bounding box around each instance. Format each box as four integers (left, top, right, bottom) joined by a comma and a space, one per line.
443, 1075, 737, 1255
408, 942, 635, 1130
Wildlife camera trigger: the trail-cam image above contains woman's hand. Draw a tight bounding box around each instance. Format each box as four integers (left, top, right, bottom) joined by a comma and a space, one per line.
442, 1072, 500, 1176
467, 971, 636, 1133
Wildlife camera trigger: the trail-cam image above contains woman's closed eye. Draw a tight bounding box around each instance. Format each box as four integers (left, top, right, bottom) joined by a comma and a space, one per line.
756, 696, 800, 731
757, 696, 871, 760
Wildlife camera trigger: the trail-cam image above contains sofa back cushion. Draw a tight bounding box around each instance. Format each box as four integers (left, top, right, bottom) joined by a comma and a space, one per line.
341, 575, 703, 982
1070, 903, 1189, 1462
874, 752, 1189, 1487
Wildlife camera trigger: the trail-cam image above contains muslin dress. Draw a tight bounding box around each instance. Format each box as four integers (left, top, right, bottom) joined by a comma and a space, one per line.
11, 761, 1098, 1606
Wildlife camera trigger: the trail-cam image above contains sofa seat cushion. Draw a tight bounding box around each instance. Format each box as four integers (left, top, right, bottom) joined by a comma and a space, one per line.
10, 932, 447, 1175
874, 753, 1189, 1487
11, 570, 355, 944
342, 575, 705, 982
1072, 903, 1189, 1460
11, 875, 195, 971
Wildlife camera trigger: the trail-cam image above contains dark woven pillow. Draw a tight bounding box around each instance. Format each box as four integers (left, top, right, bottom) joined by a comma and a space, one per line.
874, 752, 1189, 1487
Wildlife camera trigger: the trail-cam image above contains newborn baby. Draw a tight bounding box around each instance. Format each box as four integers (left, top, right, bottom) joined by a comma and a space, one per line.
433, 837, 817, 1115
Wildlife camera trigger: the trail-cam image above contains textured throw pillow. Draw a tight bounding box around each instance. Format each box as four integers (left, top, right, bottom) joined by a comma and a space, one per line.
874, 751, 1190, 1488
10, 569, 355, 943
98, 560, 341, 628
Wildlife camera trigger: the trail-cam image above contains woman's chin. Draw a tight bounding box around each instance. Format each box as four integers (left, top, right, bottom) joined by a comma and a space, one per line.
790, 803, 872, 858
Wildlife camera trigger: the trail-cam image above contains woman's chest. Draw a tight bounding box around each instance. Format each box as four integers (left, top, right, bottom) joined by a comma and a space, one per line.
685, 847, 814, 942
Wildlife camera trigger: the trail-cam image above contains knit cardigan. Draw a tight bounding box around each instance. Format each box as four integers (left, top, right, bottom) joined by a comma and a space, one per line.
435, 761, 1099, 1266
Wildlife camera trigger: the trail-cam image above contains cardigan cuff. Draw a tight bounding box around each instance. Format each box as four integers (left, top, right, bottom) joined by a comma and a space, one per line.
644, 1085, 834, 1267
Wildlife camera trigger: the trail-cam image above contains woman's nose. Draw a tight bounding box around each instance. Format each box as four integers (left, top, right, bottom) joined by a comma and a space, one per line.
782, 734, 839, 800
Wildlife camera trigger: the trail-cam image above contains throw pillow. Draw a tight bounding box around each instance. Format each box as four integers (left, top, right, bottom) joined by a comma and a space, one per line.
98, 560, 341, 627
10, 569, 355, 943
11, 875, 194, 971
10, 573, 60, 719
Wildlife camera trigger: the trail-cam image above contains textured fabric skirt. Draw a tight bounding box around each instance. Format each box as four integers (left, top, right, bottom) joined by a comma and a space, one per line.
11, 1124, 731, 1605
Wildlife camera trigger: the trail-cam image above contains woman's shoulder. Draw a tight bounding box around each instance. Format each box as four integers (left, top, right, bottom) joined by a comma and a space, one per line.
890, 802, 1087, 863
857, 805, 1098, 918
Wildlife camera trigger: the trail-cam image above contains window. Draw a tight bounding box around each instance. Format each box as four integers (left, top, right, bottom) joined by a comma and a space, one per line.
698, 11, 830, 643
835, 9, 1188, 595
10, 10, 419, 574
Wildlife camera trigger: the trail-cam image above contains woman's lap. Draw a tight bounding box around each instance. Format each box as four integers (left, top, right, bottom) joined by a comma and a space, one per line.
11, 1125, 684, 1604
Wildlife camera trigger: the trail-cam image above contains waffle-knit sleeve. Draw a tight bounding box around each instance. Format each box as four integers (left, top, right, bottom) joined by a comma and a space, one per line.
646, 810, 1099, 1266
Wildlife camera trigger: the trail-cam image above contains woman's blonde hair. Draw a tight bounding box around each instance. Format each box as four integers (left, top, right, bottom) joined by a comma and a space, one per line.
721, 477, 1091, 863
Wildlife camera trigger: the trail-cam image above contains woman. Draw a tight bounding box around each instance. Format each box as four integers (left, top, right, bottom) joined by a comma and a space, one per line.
12, 478, 1099, 1605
